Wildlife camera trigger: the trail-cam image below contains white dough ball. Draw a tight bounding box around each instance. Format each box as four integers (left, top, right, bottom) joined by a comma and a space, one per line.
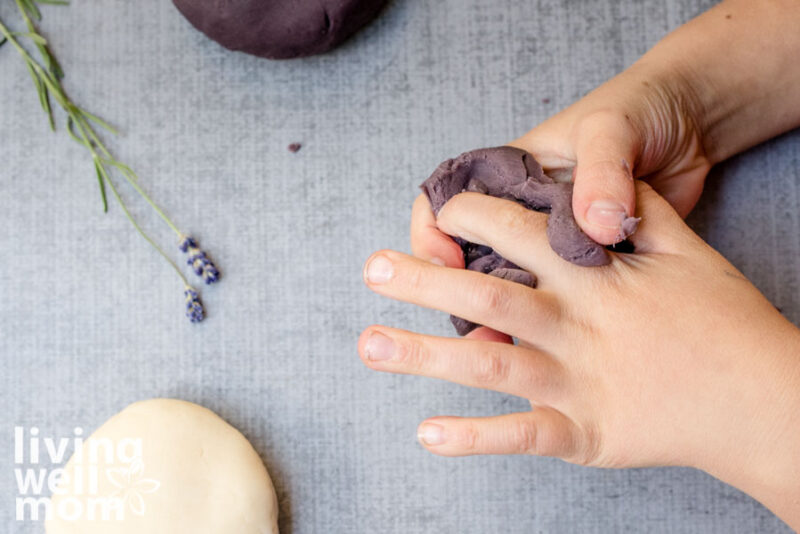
46, 399, 279, 534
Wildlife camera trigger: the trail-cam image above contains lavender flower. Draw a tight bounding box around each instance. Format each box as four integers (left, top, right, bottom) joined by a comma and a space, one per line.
179, 235, 220, 284
184, 286, 204, 323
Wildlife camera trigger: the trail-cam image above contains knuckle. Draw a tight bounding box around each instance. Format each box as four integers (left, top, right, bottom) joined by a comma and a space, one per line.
519, 364, 549, 396
473, 351, 510, 387
397, 337, 427, 371
470, 280, 511, 318
510, 420, 538, 455
458, 424, 480, 452
521, 355, 565, 399
537, 429, 570, 458
399, 260, 426, 293
573, 424, 603, 467
529, 292, 561, 325
495, 204, 533, 239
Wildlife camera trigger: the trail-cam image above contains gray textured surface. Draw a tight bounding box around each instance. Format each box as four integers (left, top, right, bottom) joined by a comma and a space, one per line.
1, 0, 797, 532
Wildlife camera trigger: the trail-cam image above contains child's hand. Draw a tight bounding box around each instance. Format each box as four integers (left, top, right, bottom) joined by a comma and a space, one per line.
411, 66, 709, 268
362, 183, 800, 528
412, 0, 800, 262
509, 66, 709, 246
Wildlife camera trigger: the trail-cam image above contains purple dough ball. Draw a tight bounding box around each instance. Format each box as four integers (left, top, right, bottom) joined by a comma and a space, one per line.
172, 0, 388, 59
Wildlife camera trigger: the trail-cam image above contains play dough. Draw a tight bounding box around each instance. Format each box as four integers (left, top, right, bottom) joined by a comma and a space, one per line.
46, 399, 278, 534
421, 146, 639, 335
172, 0, 388, 59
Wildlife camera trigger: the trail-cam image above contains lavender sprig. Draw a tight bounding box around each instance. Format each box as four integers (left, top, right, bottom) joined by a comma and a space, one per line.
184, 287, 205, 323
179, 236, 220, 284
0, 2, 218, 323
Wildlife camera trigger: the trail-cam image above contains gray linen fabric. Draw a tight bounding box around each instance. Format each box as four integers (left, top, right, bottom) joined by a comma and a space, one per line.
1, 0, 797, 532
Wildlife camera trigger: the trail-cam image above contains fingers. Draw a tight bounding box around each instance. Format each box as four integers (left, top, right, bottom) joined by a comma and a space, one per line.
464, 326, 513, 344
646, 162, 710, 219
411, 193, 521, 341
410, 194, 464, 268
417, 409, 582, 459
571, 111, 640, 245
435, 193, 562, 280
363, 250, 561, 342
358, 326, 564, 400
626, 181, 697, 254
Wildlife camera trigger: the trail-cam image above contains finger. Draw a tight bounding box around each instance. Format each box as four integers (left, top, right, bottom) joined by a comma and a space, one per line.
363, 250, 561, 342
571, 112, 640, 245
412, 194, 510, 340
436, 193, 562, 280
645, 162, 710, 218
417, 409, 582, 459
464, 326, 513, 344
358, 326, 564, 400
626, 180, 697, 254
411, 194, 464, 268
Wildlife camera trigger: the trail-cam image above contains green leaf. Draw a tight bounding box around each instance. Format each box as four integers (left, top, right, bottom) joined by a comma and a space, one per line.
24, 60, 54, 128
17, 0, 41, 21
94, 158, 109, 213
35, 0, 70, 5
0, 37, 7, 49
25, 61, 55, 129
25, 61, 41, 95
17, 0, 65, 80
46, 48, 63, 79
103, 158, 138, 181
80, 109, 118, 135
67, 116, 88, 146
41, 83, 54, 130
11, 32, 47, 45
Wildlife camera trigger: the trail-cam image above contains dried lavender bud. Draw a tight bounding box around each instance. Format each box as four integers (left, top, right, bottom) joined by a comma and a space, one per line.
184, 287, 204, 323
178, 235, 197, 253
179, 235, 220, 284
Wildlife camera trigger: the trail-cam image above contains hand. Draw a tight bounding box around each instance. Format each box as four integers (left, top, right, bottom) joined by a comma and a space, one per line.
362, 183, 800, 528
412, 68, 711, 288
511, 65, 711, 245
413, 0, 800, 260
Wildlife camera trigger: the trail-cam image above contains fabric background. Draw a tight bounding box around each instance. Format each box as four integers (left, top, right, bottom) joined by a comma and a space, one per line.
1, 0, 798, 532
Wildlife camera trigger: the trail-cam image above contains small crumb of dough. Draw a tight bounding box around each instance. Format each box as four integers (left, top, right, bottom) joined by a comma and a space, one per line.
46, 399, 279, 534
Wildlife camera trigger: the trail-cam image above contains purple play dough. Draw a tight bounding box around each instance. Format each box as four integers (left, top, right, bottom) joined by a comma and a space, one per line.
172, 0, 388, 59
421, 146, 639, 335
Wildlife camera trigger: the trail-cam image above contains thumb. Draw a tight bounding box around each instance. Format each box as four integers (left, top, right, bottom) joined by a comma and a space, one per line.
571, 114, 640, 245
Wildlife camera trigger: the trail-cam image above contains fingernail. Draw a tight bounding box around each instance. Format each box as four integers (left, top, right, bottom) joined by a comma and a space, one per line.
430, 257, 446, 266
365, 255, 394, 284
365, 331, 395, 361
418, 423, 445, 446
586, 200, 627, 229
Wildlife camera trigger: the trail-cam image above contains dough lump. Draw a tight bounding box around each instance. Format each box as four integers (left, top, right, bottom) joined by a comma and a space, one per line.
46, 399, 279, 534
173, 0, 389, 59
420, 146, 639, 335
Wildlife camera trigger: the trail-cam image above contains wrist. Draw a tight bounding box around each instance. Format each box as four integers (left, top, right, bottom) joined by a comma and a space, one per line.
630, 0, 800, 165
697, 322, 800, 529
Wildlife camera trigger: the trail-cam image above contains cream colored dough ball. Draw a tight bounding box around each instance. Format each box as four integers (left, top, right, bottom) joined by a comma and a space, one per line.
46, 398, 278, 534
